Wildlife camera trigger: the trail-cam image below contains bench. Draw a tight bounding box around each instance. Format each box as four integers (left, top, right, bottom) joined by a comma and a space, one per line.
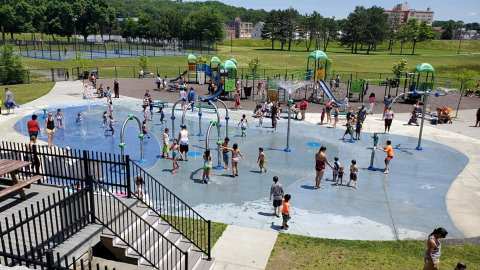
0, 175, 43, 199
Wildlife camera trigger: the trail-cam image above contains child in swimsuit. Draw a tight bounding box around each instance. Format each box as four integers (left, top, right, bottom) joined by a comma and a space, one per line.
228, 143, 243, 177
142, 120, 150, 139
135, 176, 144, 199
170, 139, 180, 174
162, 128, 170, 158
102, 111, 108, 127
76, 112, 83, 124
159, 107, 165, 124
202, 150, 213, 184
257, 147, 267, 173
239, 114, 248, 137
342, 118, 355, 142
256, 109, 264, 127
333, 157, 341, 185
337, 166, 344, 185
55, 109, 64, 128
348, 160, 358, 189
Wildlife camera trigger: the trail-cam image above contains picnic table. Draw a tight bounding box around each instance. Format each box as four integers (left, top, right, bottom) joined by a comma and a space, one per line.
0, 159, 42, 199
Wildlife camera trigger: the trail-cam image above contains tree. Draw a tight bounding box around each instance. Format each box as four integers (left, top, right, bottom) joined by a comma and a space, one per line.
0, 5, 16, 41
182, 8, 224, 44
397, 19, 417, 55
282, 8, 300, 51
392, 59, 407, 79
441, 20, 463, 40
413, 21, 434, 54
261, 10, 280, 50
362, 7, 388, 54
319, 17, 338, 52
120, 18, 138, 41
0, 45, 27, 84
340, 6, 368, 54
302, 12, 322, 52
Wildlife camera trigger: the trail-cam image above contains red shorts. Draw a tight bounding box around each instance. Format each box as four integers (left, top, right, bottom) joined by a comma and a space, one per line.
385, 156, 393, 161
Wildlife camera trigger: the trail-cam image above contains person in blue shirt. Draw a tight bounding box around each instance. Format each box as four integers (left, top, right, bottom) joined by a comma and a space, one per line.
187, 87, 196, 112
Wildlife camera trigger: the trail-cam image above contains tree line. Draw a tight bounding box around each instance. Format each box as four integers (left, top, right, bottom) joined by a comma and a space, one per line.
261, 5, 436, 55
0, 0, 227, 44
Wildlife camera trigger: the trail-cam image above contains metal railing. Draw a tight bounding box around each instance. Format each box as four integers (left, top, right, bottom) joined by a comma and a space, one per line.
93, 181, 189, 269
0, 141, 129, 194
0, 141, 212, 263
130, 160, 211, 259
0, 188, 91, 267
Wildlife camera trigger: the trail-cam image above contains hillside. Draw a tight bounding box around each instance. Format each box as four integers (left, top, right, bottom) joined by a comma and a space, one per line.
107, 0, 268, 23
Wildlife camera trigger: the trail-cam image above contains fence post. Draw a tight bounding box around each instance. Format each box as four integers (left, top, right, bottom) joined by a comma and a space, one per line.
46, 249, 55, 270
125, 155, 132, 198
207, 220, 212, 260
51, 68, 55, 82
83, 150, 95, 222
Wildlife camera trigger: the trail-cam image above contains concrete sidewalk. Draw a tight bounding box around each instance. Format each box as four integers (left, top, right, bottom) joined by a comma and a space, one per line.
212, 225, 278, 270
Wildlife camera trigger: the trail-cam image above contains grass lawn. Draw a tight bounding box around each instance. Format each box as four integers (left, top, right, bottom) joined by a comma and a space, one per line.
1, 82, 54, 105
266, 233, 480, 270
18, 39, 480, 83
211, 222, 227, 247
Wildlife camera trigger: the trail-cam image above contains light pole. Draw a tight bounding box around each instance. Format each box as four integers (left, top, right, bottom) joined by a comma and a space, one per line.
284, 97, 293, 152
416, 90, 429, 151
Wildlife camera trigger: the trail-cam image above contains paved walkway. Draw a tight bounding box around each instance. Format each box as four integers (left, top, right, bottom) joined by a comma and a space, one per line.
212, 225, 277, 270
301, 110, 480, 238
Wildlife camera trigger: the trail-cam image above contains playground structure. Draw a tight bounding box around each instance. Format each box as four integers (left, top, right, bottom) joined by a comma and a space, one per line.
306, 50, 329, 82
119, 114, 145, 160
184, 54, 238, 97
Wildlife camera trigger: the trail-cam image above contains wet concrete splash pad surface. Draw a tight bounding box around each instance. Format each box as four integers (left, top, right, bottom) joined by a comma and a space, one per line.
14, 103, 468, 240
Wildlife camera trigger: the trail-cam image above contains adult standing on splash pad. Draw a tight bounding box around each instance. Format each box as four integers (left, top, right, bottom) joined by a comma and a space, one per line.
315, 146, 332, 189
177, 125, 189, 161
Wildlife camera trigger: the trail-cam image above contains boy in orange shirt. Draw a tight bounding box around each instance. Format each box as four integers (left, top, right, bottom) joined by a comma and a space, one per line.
281, 194, 291, 230
383, 140, 394, 174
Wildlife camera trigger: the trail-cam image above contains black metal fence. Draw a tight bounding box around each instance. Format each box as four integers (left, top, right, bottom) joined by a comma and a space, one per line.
93, 182, 189, 269
131, 160, 211, 259
0, 188, 91, 268
0, 141, 129, 194
3, 39, 214, 61
0, 141, 212, 267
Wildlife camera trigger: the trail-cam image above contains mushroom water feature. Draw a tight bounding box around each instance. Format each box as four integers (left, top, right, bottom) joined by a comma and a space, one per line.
276, 80, 311, 152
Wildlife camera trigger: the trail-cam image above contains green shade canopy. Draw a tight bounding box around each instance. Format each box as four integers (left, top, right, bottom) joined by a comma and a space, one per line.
223, 60, 237, 70
210, 56, 221, 65
416, 63, 435, 73
308, 50, 328, 61
228, 58, 238, 65
187, 54, 197, 63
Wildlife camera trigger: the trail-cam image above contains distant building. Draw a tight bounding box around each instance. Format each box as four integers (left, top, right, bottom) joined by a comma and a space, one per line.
235, 17, 253, 39
459, 28, 480, 40
225, 17, 254, 39
251, 22, 265, 39
384, 2, 434, 28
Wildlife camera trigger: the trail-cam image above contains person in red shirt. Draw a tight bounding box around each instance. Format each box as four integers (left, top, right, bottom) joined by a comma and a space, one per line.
299, 99, 308, 121
27, 114, 40, 139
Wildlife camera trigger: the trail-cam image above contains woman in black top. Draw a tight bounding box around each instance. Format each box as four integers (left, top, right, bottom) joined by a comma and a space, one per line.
271, 102, 278, 131
45, 112, 56, 147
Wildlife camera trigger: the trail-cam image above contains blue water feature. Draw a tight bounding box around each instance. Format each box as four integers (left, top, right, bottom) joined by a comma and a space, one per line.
13, 103, 470, 239
306, 141, 321, 148
14, 105, 160, 167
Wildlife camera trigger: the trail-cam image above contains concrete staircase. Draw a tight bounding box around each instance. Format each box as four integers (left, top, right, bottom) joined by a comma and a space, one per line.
99, 197, 214, 270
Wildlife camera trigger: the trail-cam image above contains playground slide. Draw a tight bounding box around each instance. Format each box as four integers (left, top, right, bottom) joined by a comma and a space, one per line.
169, 70, 188, 83
319, 80, 343, 105
200, 87, 223, 102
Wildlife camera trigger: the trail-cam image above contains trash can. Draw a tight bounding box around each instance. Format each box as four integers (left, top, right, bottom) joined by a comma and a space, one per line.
244, 86, 252, 97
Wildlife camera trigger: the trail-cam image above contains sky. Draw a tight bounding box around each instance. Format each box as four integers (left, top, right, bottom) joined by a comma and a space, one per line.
187, 0, 480, 23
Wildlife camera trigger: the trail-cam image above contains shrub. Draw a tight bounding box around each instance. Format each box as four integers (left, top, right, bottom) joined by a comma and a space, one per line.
0, 45, 27, 84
